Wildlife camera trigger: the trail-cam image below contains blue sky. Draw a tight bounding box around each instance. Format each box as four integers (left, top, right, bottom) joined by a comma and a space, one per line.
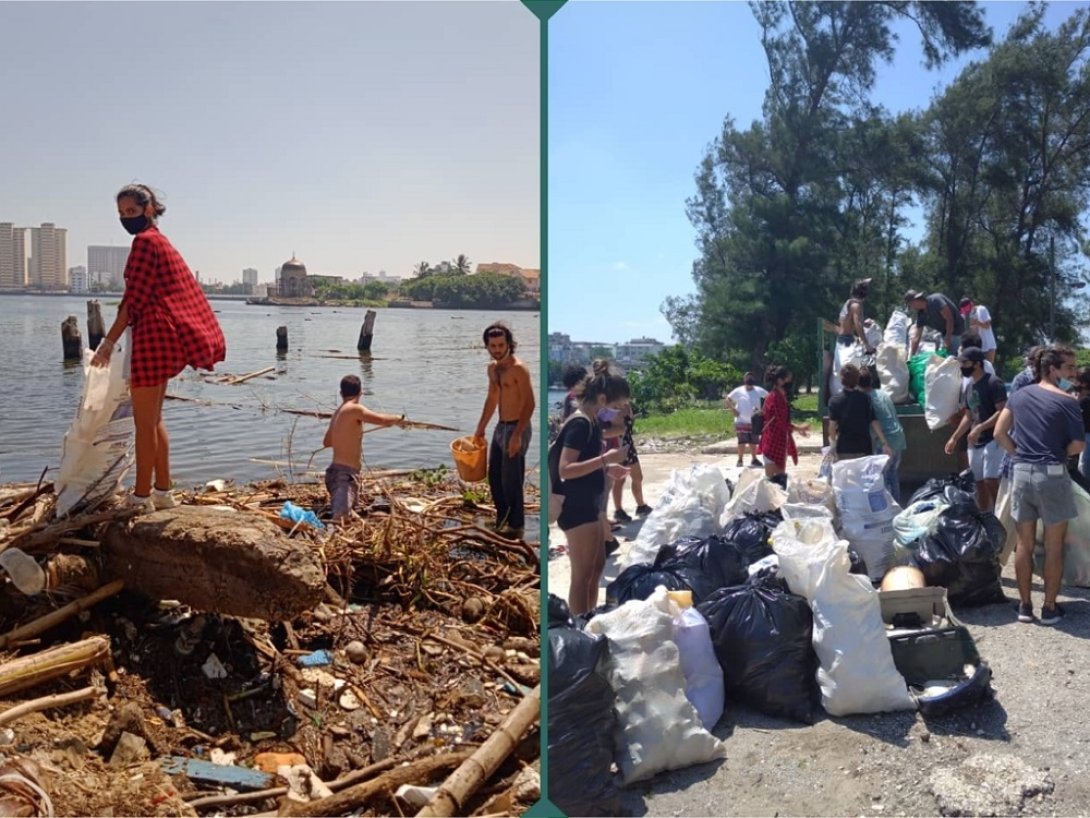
548, 0, 1089, 346
1, 2, 538, 285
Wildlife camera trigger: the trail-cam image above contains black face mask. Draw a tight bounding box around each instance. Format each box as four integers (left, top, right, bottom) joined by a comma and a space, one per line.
960, 366, 975, 377
120, 215, 150, 235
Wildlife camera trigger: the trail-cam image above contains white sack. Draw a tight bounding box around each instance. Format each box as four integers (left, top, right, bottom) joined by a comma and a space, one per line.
1034, 480, 1090, 587
831, 455, 900, 581
771, 518, 915, 715
56, 331, 135, 517
722, 467, 787, 522
673, 606, 725, 731
883, 310, 911, 349
995, 477, 1018, 567
876, 343, 910, 404
924, 355, 962, 431
829, 340, 868, 399
627, 465, 732, 567
587, 588, 727, 784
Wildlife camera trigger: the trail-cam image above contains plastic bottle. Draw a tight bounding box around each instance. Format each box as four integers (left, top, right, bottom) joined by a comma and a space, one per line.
0, 548, 46, 595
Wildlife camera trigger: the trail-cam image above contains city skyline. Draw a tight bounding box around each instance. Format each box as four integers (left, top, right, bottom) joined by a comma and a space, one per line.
1, 2, 538, 285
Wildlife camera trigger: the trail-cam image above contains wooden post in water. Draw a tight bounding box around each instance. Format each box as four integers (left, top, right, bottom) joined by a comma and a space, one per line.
357, 309, 377, 352
61, 316, 82, 361
86, 300, 105, 351
276, 325, 289, 353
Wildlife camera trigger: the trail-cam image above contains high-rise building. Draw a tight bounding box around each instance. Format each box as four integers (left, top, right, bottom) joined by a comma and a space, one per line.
87, 245, 130, 289
0, 223, 26, 289
28, 223, 67, 290
69, 266, 88, 294
242, 267, 259, 293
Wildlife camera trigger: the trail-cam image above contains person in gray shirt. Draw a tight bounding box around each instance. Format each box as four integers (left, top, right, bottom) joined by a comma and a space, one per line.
905, 290, 965, 356
995, 344, 1085, 626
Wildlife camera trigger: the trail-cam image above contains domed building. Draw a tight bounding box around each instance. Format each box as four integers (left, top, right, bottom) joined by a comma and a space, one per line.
277, 254, 312, 298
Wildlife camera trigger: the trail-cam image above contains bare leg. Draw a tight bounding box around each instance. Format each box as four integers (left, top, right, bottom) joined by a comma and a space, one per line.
1014, 520, 1037, 606
1042, 521, 1068, 609
612, 475, 626, 514
131, 384, 166, 497
628, 460, 646, 507
981, 478, 999, 513
566, 521, 603, 615
153, 383, 171, 491
986, 349, 996, 365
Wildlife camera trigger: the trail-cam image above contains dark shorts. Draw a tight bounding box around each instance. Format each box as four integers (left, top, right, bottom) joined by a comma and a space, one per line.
736, 424, 756, 444
558, 493, 602, 531
325, 463, 360, 519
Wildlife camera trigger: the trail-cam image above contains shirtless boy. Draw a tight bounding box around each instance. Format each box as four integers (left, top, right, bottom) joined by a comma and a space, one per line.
473, 323, 536, 539
324, 375, 407, 523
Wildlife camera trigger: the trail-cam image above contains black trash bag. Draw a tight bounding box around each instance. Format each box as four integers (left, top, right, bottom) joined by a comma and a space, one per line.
911, 500, 1006, 606
653, 535, 749, 604
848, 546, 868, 577
548, 593, 574, 630
696, 573, 819, 724
605, 562, 690, 607
721, 510, 783, 563
548, 627, 621, 816
908, 470, 977, 506
573, 602, 616, 631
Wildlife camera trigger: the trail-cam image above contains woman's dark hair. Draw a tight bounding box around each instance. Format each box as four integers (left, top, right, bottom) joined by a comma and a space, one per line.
116, 184, 166, 218
1035, 344, 1075, 381
581, 372, 629, 405
858, 370, 874, 389
960, 330, 982, 349
561, 364, 588, 390
765, 365, 790, 387
840, 363, 861, 389
482, 322, 516, 351
591, 358, 613, 377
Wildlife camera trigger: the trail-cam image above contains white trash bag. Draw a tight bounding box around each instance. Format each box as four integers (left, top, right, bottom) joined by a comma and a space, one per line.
672, 606, 725, 731
627, 464, 732, 567
771, 518, 915, 716
924, 354, 962, 431
831, 455, 900, 581
829, 339, 868, 398
722, 466, 787, 521
586, 588, 727, 784
1034, 480, 1090, 587
876, 343, 910, 404
56, 331, 135, 517
883, 310, 911, 349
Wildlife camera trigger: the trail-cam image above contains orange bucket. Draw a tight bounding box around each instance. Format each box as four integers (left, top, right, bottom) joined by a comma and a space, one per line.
451, 436, 487, 482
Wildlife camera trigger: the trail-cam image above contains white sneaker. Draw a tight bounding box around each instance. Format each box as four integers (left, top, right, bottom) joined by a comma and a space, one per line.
152, 488, 178, 510
125, 494, 155, 514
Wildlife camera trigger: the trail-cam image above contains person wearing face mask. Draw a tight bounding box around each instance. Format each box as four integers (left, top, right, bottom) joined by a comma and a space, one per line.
724, 372, 768, 468
553, 372, 631, 615
474, 322, 536, 540
944, 347, 1007, 512
91, 184, 225, 513
757, 365, 810, 487
959, 296, 996, 365
995, 344, 1084, 626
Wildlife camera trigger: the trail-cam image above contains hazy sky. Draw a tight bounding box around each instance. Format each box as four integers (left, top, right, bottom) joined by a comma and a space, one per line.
549, 0, 1089, 345
1, 1, 539, 284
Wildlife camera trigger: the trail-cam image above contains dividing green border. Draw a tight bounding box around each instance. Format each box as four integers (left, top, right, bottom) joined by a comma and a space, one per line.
522, 1, 566, 816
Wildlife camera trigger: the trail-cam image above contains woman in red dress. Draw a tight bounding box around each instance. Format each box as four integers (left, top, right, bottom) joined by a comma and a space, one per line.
757, 365, 810, 485
91, 184, 226, 511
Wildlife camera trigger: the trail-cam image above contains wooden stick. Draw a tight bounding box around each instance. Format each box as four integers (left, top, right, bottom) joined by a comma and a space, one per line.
228, 366, 275, 385
277, 750, 472, 817
0, 636, 110, 697
56, 538, 101, 548
0, 581, 124, 650
416, 686, 541, 817
0, 684, 103, 727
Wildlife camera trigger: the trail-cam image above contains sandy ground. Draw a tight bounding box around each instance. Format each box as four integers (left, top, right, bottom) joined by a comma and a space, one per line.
547, 445, 1090, 818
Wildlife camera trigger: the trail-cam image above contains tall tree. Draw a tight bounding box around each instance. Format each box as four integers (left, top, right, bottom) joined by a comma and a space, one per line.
452, 254, 472, 275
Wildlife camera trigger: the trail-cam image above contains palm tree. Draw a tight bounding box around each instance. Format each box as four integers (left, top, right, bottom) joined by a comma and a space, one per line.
413, 261, 431, 278
452, 254, 472, 275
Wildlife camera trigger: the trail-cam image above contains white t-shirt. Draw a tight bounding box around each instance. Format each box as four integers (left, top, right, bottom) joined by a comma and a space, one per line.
970, 305, 996, 351
727, 385, 768, 425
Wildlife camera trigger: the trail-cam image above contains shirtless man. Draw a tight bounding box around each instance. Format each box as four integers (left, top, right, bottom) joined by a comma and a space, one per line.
323, 374, 407, 523
473, 322, 536, 539
824, 278, 875, 354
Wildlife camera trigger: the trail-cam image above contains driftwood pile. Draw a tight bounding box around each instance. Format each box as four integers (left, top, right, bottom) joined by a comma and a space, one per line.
0, 471, 541, 817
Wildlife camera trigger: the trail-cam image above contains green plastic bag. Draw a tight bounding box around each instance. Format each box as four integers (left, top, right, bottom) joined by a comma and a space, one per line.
908, 349, 950, 407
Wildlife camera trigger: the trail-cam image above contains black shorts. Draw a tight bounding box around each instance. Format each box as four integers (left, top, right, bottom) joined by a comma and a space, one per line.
558, 493, 601, 531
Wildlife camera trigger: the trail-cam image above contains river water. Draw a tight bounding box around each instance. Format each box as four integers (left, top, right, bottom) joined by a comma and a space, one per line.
0, 296, 540, 488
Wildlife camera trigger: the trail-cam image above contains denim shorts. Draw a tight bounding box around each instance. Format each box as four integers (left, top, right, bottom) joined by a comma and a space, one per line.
969, 440, 1003, 481
1011, 463, 1077, 526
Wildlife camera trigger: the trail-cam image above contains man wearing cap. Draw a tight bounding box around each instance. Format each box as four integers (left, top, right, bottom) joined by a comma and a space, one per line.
905, 290, 964, 356
944, 347, 1007, 511
960, 296, 996, 365
831, 278, 875, 354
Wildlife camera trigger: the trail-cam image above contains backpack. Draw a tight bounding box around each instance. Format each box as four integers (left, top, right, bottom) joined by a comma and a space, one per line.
547, 413, 591, 525
750, 398, 765, 440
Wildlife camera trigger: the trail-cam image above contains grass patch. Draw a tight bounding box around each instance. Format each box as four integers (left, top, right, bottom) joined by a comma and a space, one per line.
634, 392, 822, 440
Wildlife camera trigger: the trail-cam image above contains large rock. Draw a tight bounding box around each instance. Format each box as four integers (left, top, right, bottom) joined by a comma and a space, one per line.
101, 506, 326, 620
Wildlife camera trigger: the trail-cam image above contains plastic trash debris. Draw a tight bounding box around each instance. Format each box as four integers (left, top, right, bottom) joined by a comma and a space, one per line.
201, 653, 228, 680
204, 479, 228, 492
396, 784, 440, 810
209, 748, 236, 766
298, 688, 318, 708
0, 758, 54, 817
338, 690, 361, 711
297, 649, 333, 667
280, 501, 325, 530
254, 752, 307, 774
0, 548, 46, 596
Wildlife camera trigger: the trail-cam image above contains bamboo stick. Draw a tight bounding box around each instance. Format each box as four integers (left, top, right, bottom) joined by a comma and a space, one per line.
0, 685, 104, 727
0, 581, 124, 651
415, 686, 541, 817
0, 636, 110, 698
228, 366, 275, 385
277, 750, 472, 817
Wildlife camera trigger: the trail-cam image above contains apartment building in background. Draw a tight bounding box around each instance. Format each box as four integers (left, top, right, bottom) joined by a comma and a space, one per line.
0, 223, 27, 289
242, 267, 259, 293
28, 223, 67, 290
69, 266, 88, 294
87, 245, 130, 289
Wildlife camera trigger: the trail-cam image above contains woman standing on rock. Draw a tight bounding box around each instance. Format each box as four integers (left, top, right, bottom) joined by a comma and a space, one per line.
757, 364, 810, 488
92, 184, 226, 512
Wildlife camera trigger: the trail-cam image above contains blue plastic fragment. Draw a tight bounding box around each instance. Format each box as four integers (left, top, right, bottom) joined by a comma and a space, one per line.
280, 501, 324, 530
160, 757, 273, 790
297, 649, 333, 667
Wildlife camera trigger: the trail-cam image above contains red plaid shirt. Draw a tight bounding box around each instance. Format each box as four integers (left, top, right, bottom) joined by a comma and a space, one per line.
757, 388, 798, 467
123, 226, 226, 387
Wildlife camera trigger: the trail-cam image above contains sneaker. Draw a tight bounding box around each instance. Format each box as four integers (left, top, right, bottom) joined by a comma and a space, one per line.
736, 458, 744, 467
750, 458, 763, 468
1016, 601, 1035, 623
614, 509, 632, 523
152, 488, 177, 510
125, 494, 155, 514
1039, 604, 1065, 625
635, 504, 653, 516
498, 526, 525, 541
604, 538, 620, 557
